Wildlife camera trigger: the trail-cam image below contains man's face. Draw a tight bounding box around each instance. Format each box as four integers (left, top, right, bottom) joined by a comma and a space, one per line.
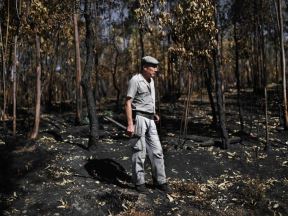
143, 64, 158, 78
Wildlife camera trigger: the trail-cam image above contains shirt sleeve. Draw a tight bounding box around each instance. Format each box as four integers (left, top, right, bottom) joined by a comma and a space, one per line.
127, 77, 137, 99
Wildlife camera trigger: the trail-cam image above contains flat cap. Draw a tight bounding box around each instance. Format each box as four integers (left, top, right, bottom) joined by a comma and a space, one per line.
142, 56, 159, 65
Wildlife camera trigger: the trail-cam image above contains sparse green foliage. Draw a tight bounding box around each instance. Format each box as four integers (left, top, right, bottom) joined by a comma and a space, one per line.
134, 0, 217, 60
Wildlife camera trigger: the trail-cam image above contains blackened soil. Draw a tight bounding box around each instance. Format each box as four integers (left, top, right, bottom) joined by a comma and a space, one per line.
0, 90, 288, 216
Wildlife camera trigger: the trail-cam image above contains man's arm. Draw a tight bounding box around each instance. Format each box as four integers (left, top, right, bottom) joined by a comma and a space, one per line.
125, 97, 134, 136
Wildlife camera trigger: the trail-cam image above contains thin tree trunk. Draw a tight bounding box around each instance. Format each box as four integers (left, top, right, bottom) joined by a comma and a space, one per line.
0, 25, 2, 106
166, 34, 171, 94
112, 49, 121, 110
264, 87, 270, 151
73, 13, 82, 125
233, 23, 244, 132
213, 0, 229, 149
253, 1, 262, 93
204, 59, 217, 126
255, 31, 261, 92
0, 0, 10, 120
12, 35, 17, 136
274, 0, 284, 128
139, 28, 145, 58
82, 0, 99, 148
0, 23, 7, 120
46, 34, 59, 110
260, 23, 267, 87
277, 0, 288, 129
259, 0, 267, 88
12, 0, 21, 136
183, 72, 192, 138
29, 34, 41, 139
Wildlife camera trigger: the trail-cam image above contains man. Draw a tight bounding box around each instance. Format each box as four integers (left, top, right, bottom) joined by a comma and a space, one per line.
125, 56, 168, 193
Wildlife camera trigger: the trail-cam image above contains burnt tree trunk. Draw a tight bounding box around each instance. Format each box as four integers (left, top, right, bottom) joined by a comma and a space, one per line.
82, 0, 99, 148
253, 1, 259, 92
29, 34, 42, 139
233, 23, 244, 132
0, 1, 10, 120
112, 48, 121, 110
277, 0, 288, 129
273, 0, 283, 128
204, 59, 217, 126
253, 0, 265, 93
213, 0, 229, 149
264, 87, 270, 151
12, 0, 21, 134
12, 35, 17, 136
139, 28, 145, 58
46, 34, 59, 111
0, 22, 8, 120
73, 13, 83, 125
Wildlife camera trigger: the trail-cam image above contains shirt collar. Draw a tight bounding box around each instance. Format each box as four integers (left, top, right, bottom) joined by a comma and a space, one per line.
140, 73, 152, 86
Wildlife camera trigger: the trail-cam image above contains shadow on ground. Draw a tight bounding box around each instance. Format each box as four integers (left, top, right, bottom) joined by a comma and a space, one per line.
84, 158, 133, 189
0, 135, 52, 216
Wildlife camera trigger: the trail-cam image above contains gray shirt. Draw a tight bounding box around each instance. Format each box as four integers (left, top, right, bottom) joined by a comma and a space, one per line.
127, 73, 156, 114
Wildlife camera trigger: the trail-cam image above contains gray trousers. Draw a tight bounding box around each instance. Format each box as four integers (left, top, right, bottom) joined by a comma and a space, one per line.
132, 115, 166, 186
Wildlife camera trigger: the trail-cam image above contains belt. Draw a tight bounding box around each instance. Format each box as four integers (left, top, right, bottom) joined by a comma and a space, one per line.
135, 111, 155, 120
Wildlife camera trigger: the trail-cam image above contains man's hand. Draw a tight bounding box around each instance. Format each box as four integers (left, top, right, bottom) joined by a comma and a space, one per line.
126, 124, 135, 137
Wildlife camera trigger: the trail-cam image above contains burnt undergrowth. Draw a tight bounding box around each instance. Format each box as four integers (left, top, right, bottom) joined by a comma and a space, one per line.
0, 90, 287, 215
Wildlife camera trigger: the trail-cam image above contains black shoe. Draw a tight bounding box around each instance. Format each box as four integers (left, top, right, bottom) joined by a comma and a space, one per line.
135, 184, 148, 194
156, 183, 170, 193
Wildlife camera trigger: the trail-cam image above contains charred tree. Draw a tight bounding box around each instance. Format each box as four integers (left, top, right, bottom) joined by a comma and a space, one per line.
0, 1, 10, 121
46, 34, 59, 111
29, 33, 42, 139
73, 12, 83, 125
204, 60, 217, 126
213, 0, 229, 149
112, 47, 121, 110
11, 1, 21, 136
252, 0, 267, 93
233, 22, 244, 132
276, 0, 288, 129
139, 28, 145, 58
82, 0, 99, 148
12, 34, 17, 135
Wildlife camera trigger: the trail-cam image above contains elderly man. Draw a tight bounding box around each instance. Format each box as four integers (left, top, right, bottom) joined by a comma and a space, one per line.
125, 56, 168, 193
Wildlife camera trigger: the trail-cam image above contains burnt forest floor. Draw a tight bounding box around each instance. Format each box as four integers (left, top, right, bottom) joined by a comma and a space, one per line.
0, 88, 288, 216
